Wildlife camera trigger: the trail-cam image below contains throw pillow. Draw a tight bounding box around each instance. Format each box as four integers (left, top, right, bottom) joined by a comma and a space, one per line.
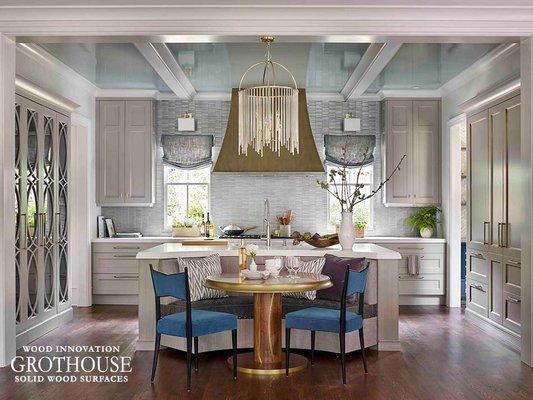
316, 254, 367, 301
284, 257, 325, 300
177, 253, 227, 302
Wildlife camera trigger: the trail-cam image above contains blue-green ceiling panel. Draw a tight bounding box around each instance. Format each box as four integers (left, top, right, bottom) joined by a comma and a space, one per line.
39, 43, 170, 91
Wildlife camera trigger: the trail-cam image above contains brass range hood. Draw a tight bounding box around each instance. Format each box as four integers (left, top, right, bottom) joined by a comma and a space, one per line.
213, 88, 325, 173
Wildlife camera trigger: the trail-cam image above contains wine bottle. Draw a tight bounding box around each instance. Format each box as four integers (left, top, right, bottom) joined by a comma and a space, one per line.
205, 212, 211, 238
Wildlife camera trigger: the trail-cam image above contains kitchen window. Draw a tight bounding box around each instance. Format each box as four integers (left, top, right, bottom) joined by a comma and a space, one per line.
164, 165, 210, 228
327, 165, 374, 230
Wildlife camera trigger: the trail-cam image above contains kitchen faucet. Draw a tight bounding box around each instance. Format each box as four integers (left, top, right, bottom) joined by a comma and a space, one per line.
262, 198, 271, 247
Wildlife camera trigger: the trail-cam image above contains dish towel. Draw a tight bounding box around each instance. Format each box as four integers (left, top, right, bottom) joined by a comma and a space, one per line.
407, 255, 420, 276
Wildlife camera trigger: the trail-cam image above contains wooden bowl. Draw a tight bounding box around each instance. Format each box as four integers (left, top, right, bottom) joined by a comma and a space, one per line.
292, 232, 339, 248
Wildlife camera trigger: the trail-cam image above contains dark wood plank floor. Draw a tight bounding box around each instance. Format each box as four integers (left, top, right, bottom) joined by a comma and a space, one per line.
1, 305, 532, 400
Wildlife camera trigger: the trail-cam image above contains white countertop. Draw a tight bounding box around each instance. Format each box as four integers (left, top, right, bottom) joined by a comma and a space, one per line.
94, 236, 446, 244
136, 242, 402, 260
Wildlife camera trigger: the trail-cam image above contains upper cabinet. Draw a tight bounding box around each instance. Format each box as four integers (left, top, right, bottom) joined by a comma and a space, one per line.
382, 99, 440, 206
467, 94, 521, 259
96, 99, 154, 206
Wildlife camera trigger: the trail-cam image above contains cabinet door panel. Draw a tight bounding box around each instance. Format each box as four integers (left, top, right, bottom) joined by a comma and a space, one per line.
466, 279, 488, 317
503, 257, 521, 297
466, 249, 489, 284
503, 292, 521, 334
488, 255, 503, 324
503, 96, 521, 258
97, 101, 124, 204
488, 104, 505, 250
386, 100, 412, 204
413, 101, 440, 204
124, 101, 152, 203
467, 110, 490, 248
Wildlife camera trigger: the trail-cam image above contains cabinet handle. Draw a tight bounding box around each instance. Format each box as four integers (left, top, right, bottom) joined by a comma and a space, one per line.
506, 296, 521, 304
504, 223, 509, 248
497, 222, 502, 247
470, 283, 485, 292
506, 259, 521, 267
113, 274, 139, 280
483, 221, 490, 245
113, 246, 141, 250
399, 275, 425, 280
398, 247, 424, 250
470, 252, 485, 260
113, 254, 137, 258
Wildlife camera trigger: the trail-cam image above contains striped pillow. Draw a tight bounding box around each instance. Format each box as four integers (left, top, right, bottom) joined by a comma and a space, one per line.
177, 254, 227, 301
284, 257, 325, 300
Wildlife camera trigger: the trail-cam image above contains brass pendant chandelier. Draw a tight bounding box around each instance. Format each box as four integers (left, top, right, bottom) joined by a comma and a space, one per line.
238, 36, 299, 156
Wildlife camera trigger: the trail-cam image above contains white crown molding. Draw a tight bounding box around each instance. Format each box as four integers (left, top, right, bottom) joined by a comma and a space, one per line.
459, 75, 520, 113
16, 43, 98, 95
342, 42, 402, 100
194, 92, 231, 101
447, 113, 467, 127
134, 42, 196, 100
2, 4, 533, 37
15, 76, 80, 113
440, 42, 520, 95
379, 89, 442, 99
96, 89, 160, 98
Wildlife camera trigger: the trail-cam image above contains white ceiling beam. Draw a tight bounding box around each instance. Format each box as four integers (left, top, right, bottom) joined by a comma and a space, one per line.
134, 42, 196, 100
341, 42, 402, 100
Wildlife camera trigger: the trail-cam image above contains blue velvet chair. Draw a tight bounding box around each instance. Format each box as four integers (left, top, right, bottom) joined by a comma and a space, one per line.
149, 265, 238, 390
284, 263, 369, 383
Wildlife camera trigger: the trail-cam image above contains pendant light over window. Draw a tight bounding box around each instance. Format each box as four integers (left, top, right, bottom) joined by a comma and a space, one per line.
238, 36, 299, 157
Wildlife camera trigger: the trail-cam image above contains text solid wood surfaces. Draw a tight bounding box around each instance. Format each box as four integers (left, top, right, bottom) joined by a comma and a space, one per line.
383, 99, 440, 207
96, 99, 154, 206
465, 93, 522, 341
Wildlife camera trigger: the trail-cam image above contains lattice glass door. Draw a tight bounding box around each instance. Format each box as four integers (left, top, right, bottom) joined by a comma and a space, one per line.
15, 94, 70, 334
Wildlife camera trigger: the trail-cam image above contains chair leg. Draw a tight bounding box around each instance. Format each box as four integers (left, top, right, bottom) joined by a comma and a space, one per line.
310, 331, 315, 366
232, 329, 238, 380
339, 332, 346, 384
359, 328, 368, 374
150, 332, 161, 383
186, 335, 192, 391
194, 336, 199, 371
285, 328, 291, 376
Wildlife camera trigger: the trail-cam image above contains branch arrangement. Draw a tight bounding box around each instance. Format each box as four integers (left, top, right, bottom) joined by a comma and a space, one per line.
317, 144, 406, 213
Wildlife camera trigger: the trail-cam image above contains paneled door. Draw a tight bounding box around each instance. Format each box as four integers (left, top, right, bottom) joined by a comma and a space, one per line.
15, 94, 70, 337
467, 110, 490, 251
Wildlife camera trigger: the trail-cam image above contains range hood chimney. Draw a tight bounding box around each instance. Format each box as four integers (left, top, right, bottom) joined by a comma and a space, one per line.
213, 88, 325, 173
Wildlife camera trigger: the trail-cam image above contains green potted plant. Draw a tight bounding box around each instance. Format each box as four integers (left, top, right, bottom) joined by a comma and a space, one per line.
354, 219, 367, 238
171, 217, 201, 237
406, 205, 441, 238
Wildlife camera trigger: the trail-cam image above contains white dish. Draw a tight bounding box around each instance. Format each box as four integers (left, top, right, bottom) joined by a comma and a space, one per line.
242, 270, 270, 280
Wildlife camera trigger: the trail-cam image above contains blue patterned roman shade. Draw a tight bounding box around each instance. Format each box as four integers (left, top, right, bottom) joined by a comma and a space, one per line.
161, 134, 214, 169
324, 134, 376, 167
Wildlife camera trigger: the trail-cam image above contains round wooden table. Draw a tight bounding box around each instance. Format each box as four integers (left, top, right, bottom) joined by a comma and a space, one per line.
204, 272, 332, 376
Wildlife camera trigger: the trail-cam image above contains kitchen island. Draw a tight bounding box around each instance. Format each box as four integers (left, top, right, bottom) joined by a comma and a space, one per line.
136, 242, 402, 353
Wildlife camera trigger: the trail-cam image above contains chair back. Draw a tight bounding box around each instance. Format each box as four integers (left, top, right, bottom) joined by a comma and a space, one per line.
150, 265, 189, 300
346, 266, 369, 296
339, 261, 370, 332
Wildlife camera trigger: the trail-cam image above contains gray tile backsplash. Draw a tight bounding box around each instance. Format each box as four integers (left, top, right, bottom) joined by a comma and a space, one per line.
102, 98, 413, 237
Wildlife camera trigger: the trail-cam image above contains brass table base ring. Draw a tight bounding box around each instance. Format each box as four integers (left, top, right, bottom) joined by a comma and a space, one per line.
227, 352, 308, 376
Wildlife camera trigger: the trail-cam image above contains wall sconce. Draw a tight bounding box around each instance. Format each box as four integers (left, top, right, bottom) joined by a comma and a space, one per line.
343, 112, 361, 132
178, 112, 196, 131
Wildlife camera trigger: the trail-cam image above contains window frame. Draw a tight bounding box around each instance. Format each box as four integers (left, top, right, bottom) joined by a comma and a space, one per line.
163, 165, 211, 230
326, 164, 374, 231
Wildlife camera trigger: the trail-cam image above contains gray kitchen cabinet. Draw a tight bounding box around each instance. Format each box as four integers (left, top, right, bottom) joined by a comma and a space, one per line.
465, 91, 521, 343
96, 99, 154, 206
383, 99, 440, 206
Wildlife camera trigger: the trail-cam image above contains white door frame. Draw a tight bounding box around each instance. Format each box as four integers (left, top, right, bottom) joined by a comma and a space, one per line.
444, 114, 467, 309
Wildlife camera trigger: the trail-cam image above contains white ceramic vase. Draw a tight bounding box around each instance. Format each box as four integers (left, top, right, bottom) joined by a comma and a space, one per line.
249, 258, 258, 272
420, 227, 434, 238
339, 211, 356, 250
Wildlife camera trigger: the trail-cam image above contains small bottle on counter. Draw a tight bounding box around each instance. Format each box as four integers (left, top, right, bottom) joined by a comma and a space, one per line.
199, 214, 205, 237
238, 238, 247, 271
208, 218, 215, 238
205, 212, 211, 238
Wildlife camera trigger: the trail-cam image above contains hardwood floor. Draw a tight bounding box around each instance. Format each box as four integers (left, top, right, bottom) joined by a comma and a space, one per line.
1, 305, 532, 400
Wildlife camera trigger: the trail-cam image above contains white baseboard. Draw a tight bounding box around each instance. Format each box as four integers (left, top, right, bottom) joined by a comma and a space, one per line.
16, 307, 73, 349
465, 308, 521, 352
93, 295, 138, 305
400, 295, 445, 306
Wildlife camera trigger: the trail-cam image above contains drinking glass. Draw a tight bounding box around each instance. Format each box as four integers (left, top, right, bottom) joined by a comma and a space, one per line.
285, 256, 300, 278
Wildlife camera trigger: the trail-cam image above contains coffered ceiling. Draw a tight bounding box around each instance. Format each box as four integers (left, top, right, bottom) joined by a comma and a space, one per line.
35, 40, 504, 99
